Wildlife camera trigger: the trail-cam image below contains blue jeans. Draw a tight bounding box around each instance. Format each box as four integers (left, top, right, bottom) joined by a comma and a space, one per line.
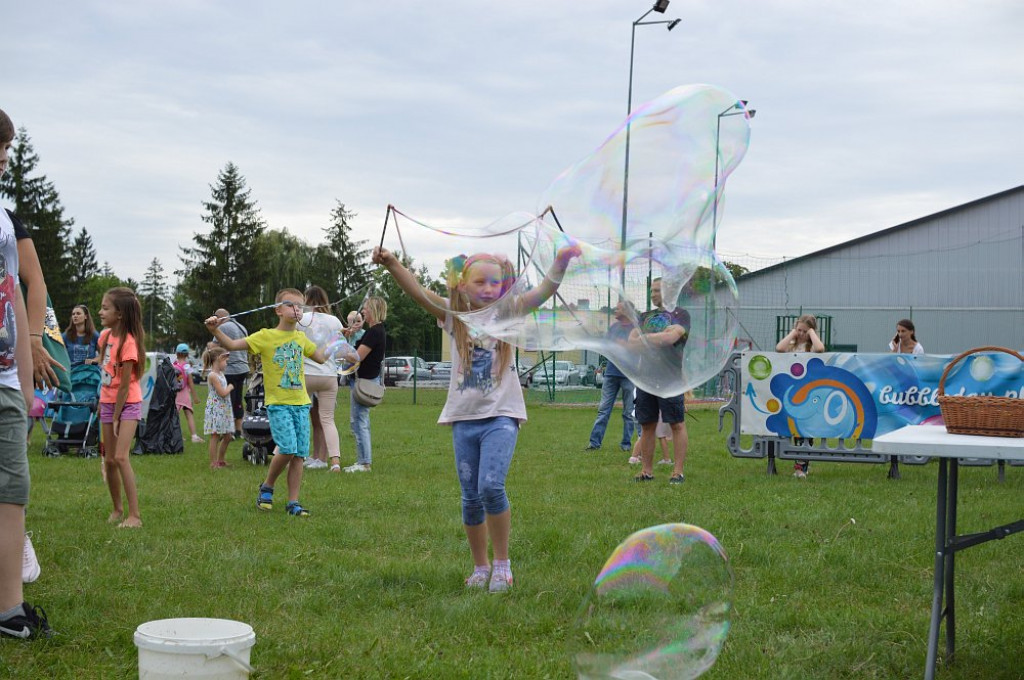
588, 373, 635, 449
452, 416, 518, 526
349, 376, 379, 465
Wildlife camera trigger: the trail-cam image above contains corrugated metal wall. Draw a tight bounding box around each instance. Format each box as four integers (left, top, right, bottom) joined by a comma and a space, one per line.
733, 187, 1024, 355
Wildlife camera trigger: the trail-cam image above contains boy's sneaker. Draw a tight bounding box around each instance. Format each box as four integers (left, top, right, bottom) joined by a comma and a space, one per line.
286, 501, 310, 517
344, 463, 370, 473
628, 456, 642, 465
256, 485, 274, 511
669, 474, 685, 485
22, 532, 40, 584
0, 602, 55, 639
488, 567, 513, 593
656, 459, 673, 466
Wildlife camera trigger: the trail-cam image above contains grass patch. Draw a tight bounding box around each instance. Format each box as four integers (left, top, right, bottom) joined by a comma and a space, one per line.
6, 387, 1023, 678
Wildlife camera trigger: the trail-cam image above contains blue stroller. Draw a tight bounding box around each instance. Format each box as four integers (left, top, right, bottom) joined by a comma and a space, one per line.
42, 363, 102, 457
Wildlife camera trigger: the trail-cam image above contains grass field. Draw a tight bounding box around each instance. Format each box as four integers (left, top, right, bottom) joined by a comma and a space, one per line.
5, 387, 1022, 679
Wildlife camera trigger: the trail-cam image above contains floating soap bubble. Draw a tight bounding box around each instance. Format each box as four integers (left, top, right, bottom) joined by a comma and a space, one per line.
324, 336, 361, 376
573, 524, 732, 680
538, 84, 752, 249
382, 84, 748, 396
386, 210, 737, 397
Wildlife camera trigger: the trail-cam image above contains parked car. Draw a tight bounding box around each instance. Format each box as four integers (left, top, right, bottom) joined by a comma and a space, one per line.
533, 360, 582, 386
383, 356, 433, 386
430, 361, 453, 381
515, 363, 534, 388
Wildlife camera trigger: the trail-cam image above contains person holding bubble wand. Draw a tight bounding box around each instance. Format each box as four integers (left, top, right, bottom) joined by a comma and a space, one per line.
373, 240, 580, 592
206, 289, 328, 517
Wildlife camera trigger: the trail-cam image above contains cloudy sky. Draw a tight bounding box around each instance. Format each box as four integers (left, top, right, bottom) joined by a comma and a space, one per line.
5, 0, 1022, 284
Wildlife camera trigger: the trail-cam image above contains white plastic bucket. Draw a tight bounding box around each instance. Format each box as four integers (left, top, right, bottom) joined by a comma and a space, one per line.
134, 618, 256, 679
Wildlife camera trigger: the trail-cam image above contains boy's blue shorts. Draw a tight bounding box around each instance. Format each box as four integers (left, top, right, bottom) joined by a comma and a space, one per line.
266, 404, 311, 457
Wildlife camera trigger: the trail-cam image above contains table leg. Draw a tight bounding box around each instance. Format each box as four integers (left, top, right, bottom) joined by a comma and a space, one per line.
945, 460, 958, 664
925, 458, 948, 680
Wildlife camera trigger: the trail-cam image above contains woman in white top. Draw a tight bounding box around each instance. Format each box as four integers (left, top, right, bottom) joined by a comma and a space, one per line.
299, 286, 346, 471
889, 318, 924, 355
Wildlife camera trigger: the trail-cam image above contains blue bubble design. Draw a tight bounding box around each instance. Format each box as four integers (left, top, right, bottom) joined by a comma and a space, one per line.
766, 358, 878, 439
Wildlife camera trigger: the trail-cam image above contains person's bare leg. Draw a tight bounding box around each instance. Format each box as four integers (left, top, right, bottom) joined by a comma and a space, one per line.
639, 422, 657, 476
286, 456, 304, 503
670, 421, 688, 478
217, 435, 231, 464
102, 423, 123, 522
115, 420, 142, 528
264, 451, 290, 488
485, 510, 511, 562
465, 522, 490, 567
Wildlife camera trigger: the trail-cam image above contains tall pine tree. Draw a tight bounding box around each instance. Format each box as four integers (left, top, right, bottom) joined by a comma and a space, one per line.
0, 127, 75, 317
176, 162, 268, 345
138, 258, 174, 350
69, 227, 99, 289
309, 201, 371, 306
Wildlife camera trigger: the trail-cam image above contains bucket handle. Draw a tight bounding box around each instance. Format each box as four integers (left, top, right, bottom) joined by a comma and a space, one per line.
206, 645, 255, 674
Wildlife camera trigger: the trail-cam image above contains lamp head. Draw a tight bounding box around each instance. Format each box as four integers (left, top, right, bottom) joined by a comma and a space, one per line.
667, 18, 681, 30
653, 0, 670, 13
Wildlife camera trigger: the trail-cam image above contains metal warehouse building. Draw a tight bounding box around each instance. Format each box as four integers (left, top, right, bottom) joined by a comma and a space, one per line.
733, 185, 1024, 355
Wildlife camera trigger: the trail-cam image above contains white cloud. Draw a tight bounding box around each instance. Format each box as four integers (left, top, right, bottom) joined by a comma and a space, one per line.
3, 0, 1021, 295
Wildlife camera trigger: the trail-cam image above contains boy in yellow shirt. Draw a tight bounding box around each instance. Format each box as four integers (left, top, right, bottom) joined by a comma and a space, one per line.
206, 289, 326, 516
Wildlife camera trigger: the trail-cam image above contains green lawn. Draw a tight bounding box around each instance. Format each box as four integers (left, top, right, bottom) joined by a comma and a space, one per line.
6, 387, 1022, 679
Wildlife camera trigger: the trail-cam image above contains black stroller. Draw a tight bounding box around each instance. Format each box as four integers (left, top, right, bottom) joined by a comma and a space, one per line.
42, 363, 101, 457
241, 367, 276, 465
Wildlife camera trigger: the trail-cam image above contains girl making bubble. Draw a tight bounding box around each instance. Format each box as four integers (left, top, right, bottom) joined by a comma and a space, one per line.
96, 287, 145, 528
203, 347, 234, 468
373, 242, 579, 592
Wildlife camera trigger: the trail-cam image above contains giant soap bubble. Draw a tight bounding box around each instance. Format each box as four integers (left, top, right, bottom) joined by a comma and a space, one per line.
381, 83, 750, 397
538, 84, 752, 250
572, 524, 733, 680
386, 209, 738, 397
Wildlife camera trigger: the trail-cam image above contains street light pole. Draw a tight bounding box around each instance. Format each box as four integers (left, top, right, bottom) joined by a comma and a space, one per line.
620, 1, 680, 289
712, 101, 755, 249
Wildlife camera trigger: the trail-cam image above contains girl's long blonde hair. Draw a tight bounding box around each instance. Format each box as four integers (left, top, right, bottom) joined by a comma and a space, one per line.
790, 314, 818, 352
447, 254, 517, 384
203, 346, 228, 372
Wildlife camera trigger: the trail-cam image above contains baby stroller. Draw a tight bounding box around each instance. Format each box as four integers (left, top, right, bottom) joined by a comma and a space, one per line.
42, 363, 101, 457
241, 367, 276, 465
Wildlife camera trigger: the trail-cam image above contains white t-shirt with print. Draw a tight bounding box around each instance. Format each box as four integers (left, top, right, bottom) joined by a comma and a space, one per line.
0, 210, 22, 392
300, 311, 345, 377
437, 311, 527, 426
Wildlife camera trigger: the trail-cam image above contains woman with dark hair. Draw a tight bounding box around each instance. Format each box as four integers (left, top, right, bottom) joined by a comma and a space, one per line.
62, 304, 100, 367
889, 319, 924, 355
299, 286, 346, 472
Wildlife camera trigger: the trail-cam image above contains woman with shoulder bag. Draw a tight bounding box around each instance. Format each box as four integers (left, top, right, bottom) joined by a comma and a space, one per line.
345, 296, 386, 473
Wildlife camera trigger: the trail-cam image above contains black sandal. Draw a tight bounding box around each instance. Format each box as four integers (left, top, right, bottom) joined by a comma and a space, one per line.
633, 472, 654, 482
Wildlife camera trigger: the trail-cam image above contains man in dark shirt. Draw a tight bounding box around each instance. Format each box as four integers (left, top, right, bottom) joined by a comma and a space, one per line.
630, 278, 689, 484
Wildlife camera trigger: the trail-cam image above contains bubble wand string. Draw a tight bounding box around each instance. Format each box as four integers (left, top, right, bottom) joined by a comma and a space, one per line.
209, 280, 376, 325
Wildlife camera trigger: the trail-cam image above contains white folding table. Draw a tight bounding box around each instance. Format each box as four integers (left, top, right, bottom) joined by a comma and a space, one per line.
872, 425, 1024, 680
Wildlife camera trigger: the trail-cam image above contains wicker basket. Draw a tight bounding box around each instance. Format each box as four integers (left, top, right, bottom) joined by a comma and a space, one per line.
937, 346, 1024, 437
